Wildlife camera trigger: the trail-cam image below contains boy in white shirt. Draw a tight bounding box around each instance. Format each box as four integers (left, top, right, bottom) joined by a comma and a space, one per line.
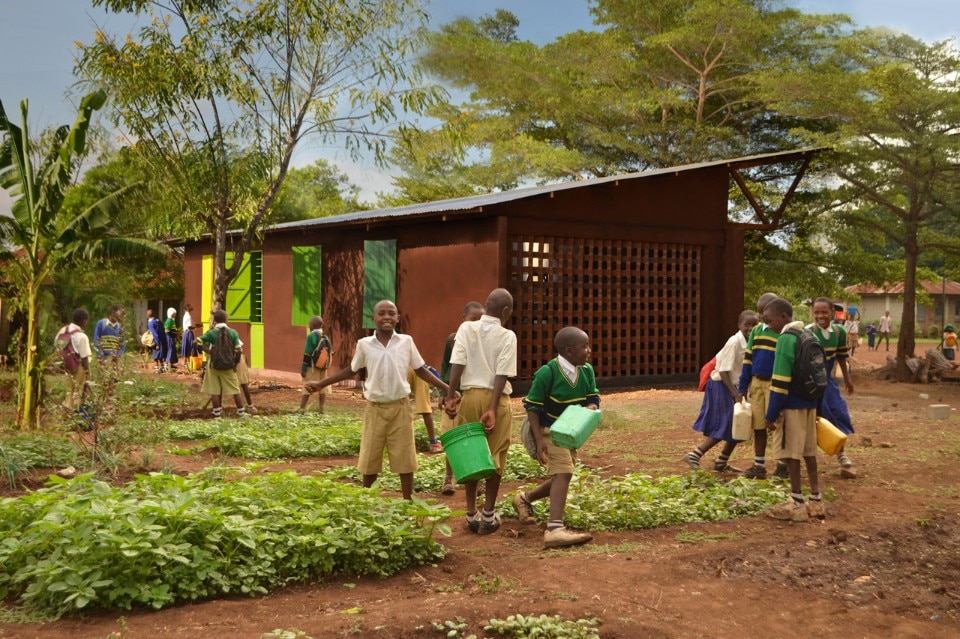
444, 288, 518, 535
307, 300, 454, 500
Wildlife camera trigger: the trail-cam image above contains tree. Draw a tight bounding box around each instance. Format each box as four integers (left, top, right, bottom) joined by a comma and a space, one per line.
0, 92, 162, 429
271, 160, 365, 224
78, 0, 441, 311
390, 1, 847, 203
761, 32, 960, 378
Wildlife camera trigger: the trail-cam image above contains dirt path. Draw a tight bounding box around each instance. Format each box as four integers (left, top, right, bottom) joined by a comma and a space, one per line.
3, 347, 959, 638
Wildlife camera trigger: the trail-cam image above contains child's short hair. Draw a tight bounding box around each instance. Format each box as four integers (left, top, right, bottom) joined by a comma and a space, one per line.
554, 326, 587, 353
309, 315, 323, 330
738, 310, 758, 324
213, 309, 228, 323
812, 296, 833, 308
463, 301, 484, 316
72, 308, 89, 325
765, 298, 793, 318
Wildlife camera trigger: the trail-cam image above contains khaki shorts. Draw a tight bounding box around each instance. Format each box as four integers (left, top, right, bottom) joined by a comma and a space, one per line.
848, 334, 860, 347
438, 407, 456, 434
748, 378, 772, 431
65, 366, 88, 409
357, 398, 417, 475
407, 369, 432, 414
236, 356, 249, 386
772, 407, 817, 460
541, 427, 577, 475
302, 366, 330, 396
201, 367, 241, 396
454, 388, 512, 473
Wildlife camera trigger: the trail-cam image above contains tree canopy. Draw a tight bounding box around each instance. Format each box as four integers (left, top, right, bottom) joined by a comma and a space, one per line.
78, 0, 442, 310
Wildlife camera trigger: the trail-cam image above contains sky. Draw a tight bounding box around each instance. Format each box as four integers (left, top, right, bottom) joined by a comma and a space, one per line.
2, 0, 959, 213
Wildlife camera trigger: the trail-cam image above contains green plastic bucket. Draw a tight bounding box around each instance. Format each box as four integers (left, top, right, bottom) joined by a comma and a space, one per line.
439, 422, 495, 483
549, 405, 602, 449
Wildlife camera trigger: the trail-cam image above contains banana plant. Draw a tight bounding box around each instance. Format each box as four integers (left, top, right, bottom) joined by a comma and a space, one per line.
0, 91, 162, 429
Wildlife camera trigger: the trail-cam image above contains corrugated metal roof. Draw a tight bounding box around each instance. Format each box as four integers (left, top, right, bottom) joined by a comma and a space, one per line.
267, 147, 822, 233
845, 279, 960, 296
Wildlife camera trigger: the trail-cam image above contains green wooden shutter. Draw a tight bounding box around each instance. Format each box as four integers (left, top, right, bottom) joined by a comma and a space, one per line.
291, 246, 322, 326
363, 240, 397, 329
225, 252, 262, 323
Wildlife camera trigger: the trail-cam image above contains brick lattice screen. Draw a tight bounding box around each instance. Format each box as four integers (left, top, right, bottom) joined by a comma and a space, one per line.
510, 236, 700, 381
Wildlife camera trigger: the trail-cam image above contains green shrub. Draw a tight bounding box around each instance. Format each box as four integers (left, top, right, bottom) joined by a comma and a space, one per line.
502, 470, 786, 531
0, 471, 450, 618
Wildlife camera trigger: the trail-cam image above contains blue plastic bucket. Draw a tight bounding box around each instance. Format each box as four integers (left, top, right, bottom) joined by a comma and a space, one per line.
438, 422, 495, 483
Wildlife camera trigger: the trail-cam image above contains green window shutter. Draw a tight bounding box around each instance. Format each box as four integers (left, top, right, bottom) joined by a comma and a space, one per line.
363, 240, 397, 329
292, 246, 323, 326
226, 252, 252, 322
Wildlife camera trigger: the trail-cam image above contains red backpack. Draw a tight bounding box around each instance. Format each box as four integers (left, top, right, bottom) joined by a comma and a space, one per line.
55, 327, 82, 373
697, 357, 717, 392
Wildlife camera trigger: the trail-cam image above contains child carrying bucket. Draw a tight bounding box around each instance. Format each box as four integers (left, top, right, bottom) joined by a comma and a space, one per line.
514, 326, 599, 549
306, 300, 455, 500
682, 310, 759, 473
443, 288, 518, 535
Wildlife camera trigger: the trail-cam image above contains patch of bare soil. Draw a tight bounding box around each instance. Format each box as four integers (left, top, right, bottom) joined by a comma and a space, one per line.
3, 347, 960, 638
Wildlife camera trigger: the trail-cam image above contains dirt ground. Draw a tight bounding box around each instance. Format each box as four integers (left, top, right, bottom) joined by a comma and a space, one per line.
2, 345, 959, 639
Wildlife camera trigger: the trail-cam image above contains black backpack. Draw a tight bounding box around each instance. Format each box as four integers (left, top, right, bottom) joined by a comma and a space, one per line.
210, 327, 238, 371
786, 328, 828, 400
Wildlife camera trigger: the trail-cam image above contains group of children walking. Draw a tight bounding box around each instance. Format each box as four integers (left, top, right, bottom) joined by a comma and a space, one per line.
684, 293, 859, 522
301, 289, 598, 549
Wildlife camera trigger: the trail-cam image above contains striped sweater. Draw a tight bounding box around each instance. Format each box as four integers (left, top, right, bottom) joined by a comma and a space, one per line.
737, 323, 780, 393
765, 321, 819, 422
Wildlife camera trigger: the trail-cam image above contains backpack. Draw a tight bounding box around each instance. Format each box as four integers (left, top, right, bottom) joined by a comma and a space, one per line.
55, 327, 82, 374
786, 328, 828, 400
209, 327, 239, 371
141, 330, 155, 348
312, 332, 332, 370
697, 356, 717, 392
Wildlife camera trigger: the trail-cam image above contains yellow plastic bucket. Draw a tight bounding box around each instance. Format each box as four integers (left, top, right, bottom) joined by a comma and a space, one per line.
816, 416, 847, 456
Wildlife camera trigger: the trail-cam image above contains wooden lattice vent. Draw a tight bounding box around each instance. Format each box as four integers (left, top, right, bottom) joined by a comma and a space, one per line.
510, 236, 700, 381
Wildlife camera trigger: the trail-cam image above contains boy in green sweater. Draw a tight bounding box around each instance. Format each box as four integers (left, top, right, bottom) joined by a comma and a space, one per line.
762, 299, 824, 522
514, 326, 598, 548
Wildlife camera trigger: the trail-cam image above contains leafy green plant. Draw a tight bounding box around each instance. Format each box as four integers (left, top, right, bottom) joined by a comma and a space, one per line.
0, 471, 451, 618
337, 444, 546, 493
432, 617, 474, 639
484, 614, 600, 639
502, 471, 786, 531
471, 573, 510, 595
0, 431, 82, 487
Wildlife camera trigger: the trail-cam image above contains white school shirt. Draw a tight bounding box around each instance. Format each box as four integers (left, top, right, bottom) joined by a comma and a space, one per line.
879, 315, 892, 332
449, 315, 518, 395
55, 324, 92, 360
710, 330, 747, 382
182, 310, 193, 332
350, 332, 425, 403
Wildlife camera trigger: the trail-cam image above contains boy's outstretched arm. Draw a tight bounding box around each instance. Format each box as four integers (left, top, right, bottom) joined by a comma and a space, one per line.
305, 366, 357, 393
414, 366, 459, 409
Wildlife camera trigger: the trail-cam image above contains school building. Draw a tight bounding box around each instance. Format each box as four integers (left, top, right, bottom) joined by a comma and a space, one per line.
180, 149, 818, 390
844, 279, 960, 335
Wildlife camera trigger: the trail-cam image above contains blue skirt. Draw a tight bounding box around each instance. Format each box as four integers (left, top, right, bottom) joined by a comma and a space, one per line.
181, 330, 197, 358
692, 379, 737, 442
819, 376, 854, 434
